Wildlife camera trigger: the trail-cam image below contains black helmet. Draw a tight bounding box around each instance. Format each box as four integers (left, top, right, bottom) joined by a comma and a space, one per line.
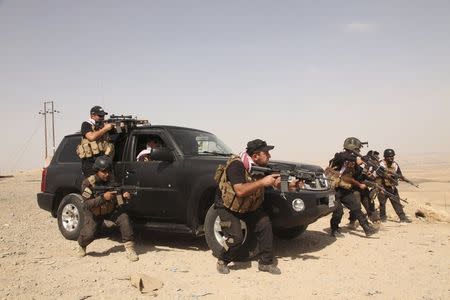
93, 155, 113, 171
383, 149, 395, 157
343, 137, 362, 151
367, 150, 380, 157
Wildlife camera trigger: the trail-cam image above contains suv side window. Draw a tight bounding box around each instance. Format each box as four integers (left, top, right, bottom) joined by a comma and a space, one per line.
58, 137, 80, 163
135, 134, 166, 162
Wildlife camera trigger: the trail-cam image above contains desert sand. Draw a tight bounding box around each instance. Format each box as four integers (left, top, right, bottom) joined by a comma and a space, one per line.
0, 157, 449, 299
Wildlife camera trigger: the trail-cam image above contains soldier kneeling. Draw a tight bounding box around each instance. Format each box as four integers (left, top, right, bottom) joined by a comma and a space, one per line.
76, 155, 139, 262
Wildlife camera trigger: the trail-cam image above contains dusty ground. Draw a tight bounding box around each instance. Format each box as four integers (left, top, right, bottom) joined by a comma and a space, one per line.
0, 157, 449, 299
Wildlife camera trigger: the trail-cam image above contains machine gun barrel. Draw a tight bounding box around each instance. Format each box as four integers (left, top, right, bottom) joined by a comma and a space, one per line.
250, 165, 320, 182
96, 114, 149, 134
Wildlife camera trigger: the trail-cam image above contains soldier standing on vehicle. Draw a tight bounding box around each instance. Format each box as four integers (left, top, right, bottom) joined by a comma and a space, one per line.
326, 137, 378, 238
76, 155, 139, 261
376, 149, 412, 223
77, 106, 115, 176
213, 139, 287, 275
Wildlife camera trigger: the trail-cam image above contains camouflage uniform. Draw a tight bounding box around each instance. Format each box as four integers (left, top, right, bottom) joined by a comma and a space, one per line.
77, 175, 134, 248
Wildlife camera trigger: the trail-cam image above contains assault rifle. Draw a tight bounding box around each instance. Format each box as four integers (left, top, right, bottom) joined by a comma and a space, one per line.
362, 180, 408, 205
96, 115, 149, 134
250, 165, 328, 194
385, 172, 420, 188
348, 149, 419, 188
92, 183, 138, 206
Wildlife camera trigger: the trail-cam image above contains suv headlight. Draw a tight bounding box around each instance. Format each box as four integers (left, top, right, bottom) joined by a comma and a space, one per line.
292, 198, 305, 212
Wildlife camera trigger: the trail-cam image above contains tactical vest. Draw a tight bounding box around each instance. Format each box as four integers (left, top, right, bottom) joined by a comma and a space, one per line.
82, 175, 115, 216
326, 160, 354, 190
76, 124, 114, 159
214, 155, 264, 213
381, 160, 398, 187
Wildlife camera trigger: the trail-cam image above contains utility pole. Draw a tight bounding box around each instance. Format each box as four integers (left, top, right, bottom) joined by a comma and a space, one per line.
39, 101, 60, 161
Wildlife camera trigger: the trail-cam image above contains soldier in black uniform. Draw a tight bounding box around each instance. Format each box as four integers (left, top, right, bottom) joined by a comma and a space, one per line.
77, 106, 115, 176
327, 137, 377, 238
76, 156, 139, 261
213, 139, 297, 275
376, 149, 412, 223
348, 150, 381, 228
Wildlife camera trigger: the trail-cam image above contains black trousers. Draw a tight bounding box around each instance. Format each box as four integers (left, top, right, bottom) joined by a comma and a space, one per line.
217, 207, 274, 265
78, 207, 134, 247
331, 189, 367, 231
378, 186, 406, 218
349, 189, 378, 222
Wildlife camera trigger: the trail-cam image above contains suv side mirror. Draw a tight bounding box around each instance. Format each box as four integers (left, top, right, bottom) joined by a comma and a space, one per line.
151, 147, 174, 163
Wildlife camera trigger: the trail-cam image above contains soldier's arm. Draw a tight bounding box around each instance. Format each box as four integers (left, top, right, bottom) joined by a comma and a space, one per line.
227, 160, 278, 197
341, 174, 366, 189
81, 186, 107, 209
84, 124, 114, 142
233, 175, 279, 197
80, 178, 114, 209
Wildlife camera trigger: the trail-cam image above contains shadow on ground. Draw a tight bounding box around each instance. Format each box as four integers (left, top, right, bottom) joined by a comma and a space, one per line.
97, 225, 209, 256
96, 223, 339, 260
274, 230, 336, 260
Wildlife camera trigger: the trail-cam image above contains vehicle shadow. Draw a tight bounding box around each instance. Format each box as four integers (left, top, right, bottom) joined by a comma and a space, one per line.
99, 226, 209, 255
273, 229, 337, 261
88, 245, 125, 257
97, 224, 338, 260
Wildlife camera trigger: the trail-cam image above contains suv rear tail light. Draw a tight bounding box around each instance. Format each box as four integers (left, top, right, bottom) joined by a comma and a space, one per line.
41, 167, 48, 192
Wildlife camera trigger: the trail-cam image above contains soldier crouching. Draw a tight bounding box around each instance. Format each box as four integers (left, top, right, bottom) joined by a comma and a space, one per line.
76, 155, 139, 262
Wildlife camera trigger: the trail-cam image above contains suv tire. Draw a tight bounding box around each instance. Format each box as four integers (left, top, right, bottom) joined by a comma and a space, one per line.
273, 225, 308, 239
57, 193, 85, 240
204, 204, 257, 259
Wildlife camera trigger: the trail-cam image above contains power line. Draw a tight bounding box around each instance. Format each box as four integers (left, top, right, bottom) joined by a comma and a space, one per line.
38, 101, 60, 160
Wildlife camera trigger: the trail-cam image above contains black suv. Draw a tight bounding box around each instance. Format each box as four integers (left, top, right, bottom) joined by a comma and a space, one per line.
37, 125, 334, 255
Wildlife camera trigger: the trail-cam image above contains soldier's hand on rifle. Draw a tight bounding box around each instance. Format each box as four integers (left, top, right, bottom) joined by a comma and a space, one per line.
358, 183, 367, 190
104, 123, 114, 131
356, 157, 364, 165
262, 174, 280, 187
103, 191, 117, 201
123, 192, 131, 200
289, 179, 304, 190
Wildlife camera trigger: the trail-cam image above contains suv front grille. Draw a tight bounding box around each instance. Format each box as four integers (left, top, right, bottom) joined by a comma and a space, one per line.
303, 173, 329, 191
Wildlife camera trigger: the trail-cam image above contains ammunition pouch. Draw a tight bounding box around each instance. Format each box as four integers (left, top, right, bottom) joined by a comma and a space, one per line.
77, 138, 114, 159
215, 156, 264, 213
324, 167, 340, 189
324, 167, 353, 190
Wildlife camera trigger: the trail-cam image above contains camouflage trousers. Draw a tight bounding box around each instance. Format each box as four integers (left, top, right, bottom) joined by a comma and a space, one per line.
78, 207, 134, 248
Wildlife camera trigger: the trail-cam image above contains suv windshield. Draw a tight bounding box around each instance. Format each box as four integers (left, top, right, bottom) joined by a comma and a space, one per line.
168, 128, 233, 156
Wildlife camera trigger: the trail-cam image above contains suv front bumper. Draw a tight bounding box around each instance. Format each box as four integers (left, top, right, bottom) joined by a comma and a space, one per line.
264, 189, 334, 229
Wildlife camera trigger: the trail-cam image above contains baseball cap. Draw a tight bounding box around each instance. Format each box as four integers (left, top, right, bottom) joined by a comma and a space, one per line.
90, 106, 108, 116
246, 139, 274, 155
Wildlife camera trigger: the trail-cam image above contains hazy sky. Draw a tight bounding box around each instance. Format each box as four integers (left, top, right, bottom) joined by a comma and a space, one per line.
1, 0, 449, 173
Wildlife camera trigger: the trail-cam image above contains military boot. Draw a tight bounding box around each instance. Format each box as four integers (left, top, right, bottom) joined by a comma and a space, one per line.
360, 221, 378, 237
331, 228, 344, 238
347, 220, 358, 230
124, 241, 139, 262
258, 263, 281, 275
76, 245, 86, 258
216, 260, 230, 274
399, 215, 412, 223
